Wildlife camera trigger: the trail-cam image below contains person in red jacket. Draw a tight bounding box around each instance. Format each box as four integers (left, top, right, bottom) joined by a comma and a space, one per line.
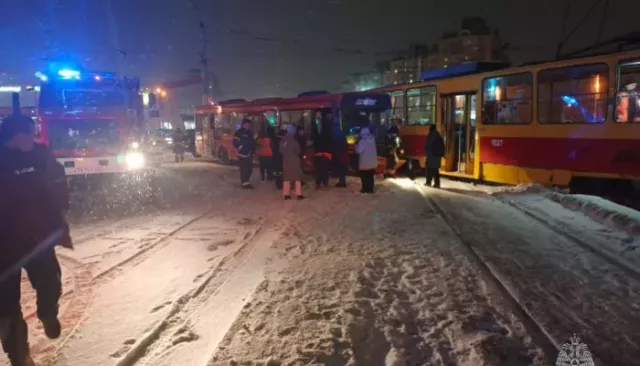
255, 126, 274, 181
0, 115, 72, 366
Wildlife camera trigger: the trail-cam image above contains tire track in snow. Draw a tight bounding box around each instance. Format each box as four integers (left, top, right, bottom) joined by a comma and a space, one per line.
114, 187, 323, 366
414, 184, 561, 360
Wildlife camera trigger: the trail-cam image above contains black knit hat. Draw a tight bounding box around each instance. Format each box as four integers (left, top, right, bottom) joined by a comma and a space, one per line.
0, 115, 35, 142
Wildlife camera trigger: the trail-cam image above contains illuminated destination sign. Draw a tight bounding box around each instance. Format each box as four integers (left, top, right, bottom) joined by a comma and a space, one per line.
355, 98, 377, 106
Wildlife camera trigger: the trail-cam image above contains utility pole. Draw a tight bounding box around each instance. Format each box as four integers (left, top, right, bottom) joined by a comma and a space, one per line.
199, 21, 211, 105
188, 0, 212, 104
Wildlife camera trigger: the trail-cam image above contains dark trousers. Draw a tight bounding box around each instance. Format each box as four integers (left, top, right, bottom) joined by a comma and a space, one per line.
0, 249, 61, 363
257, 157, 272, 180
238, 157, 253, 186
426, 167, 441, 188
334, 162, 347, 186
360, 169, 375, 193
314, 156, 330, 187
272, 157, 283, 189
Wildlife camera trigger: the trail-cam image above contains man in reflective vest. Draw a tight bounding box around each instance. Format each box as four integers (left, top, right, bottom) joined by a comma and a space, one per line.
255, 128, 273, 181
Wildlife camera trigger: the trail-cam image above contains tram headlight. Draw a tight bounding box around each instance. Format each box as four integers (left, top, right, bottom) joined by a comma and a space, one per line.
125, 152, 145, 170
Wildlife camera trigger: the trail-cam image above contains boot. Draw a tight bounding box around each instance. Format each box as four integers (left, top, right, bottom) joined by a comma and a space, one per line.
41, 317, 61, 339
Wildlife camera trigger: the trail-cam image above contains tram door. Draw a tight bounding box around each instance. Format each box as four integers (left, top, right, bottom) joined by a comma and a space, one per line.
440, 93, 476, 174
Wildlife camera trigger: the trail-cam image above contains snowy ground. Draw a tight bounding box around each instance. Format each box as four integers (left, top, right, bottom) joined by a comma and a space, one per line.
3, 165, 640, 366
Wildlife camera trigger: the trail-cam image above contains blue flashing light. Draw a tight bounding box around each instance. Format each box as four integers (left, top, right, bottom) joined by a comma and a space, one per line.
58, 69, 81, 79
561, 95, 578, 107
35, 71, 48, 82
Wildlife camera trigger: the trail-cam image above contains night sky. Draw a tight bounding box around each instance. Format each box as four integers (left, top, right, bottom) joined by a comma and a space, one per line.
1, 0, 639, 108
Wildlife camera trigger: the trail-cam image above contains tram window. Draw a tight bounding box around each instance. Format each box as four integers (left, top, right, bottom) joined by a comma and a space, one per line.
407, 86, 436, 125
538, 64, 608, 124
615, 60, 640, 123
388, 91, 405, 122
482, 73, 532, 124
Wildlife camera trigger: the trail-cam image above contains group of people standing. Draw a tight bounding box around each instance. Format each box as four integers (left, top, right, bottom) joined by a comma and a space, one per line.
232, 113, 446, 198
232, 111, 382, 197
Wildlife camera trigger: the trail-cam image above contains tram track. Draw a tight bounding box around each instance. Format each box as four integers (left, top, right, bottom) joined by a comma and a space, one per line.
438, 180, 640, 282
498, 197, 640, 282
414, 184, 561, 361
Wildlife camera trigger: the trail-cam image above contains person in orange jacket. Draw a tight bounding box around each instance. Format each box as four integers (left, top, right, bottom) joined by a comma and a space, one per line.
255, 128, 273, 181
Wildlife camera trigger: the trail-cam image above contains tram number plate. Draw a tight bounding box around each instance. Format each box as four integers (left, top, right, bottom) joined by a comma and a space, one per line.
491, 139, 504, 147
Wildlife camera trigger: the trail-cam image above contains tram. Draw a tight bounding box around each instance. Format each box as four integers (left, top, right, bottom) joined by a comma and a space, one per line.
378, 49, 640, 194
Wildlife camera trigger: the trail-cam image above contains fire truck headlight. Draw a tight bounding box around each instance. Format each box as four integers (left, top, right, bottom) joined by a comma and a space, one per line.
125, 152, 145, 170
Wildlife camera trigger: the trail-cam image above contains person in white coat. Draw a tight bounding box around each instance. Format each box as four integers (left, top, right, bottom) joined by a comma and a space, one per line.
354, 127, 377, 194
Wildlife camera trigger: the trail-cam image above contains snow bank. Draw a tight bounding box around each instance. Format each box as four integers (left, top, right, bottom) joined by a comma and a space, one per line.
548, 192, 640, 236
484, 183, 549, 196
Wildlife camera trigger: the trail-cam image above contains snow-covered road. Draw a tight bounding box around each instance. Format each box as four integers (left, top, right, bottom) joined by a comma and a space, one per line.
3, 164, 639, 366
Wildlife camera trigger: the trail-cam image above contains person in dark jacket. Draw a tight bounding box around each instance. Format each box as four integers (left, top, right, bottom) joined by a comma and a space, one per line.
269, 125, 284, 190
0, 115, 71, 366
232, 119, 256, 189
295, 125, 307, 185
424, 125, 444, 188
384, 118, 402, 178
313, 113, 333, 189
332, 127, 349, 188
255, 125, 273, 181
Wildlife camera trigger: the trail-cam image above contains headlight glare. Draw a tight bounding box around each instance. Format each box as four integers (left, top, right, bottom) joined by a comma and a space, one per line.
125, 152, 145, 170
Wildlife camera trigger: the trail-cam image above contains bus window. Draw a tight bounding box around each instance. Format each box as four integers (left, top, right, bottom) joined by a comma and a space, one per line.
615, 60, 640, 123
217, 113, 232, 135
229, 111, 245, 131
482, 73, 533, 124
407, 86, 436, 125
264, 111, 277, 127
388, 91, 405, 122
538, 64, 608, 124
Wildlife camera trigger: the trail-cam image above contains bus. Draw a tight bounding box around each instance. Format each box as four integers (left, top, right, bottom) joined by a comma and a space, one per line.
194, 91, 394, 174
378, 50, 640, 194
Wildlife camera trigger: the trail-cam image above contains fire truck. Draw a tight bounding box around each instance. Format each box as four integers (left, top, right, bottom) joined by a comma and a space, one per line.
32, 67, 149, 182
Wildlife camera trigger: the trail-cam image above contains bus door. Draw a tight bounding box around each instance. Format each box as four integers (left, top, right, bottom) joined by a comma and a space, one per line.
441, 92, 477, 175
195, 112, 215, 158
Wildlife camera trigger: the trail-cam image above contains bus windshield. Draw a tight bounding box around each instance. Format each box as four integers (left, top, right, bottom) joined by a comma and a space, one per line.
342, 109, 391, 143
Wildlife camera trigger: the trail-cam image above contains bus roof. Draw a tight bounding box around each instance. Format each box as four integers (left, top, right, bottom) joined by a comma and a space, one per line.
195, 91, 390, 114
